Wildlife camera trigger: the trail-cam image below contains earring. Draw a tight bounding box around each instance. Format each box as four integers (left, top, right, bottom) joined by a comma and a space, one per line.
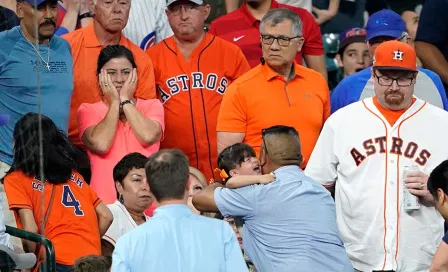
119, 195, 124, 204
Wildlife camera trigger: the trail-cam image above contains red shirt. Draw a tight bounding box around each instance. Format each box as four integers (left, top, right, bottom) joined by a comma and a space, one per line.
208, 0, 324, 68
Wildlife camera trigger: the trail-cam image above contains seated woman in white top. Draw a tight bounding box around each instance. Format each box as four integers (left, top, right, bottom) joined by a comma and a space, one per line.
102, 153, 152, 256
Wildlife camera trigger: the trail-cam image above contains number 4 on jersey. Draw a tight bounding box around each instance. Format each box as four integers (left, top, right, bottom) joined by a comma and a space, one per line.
62, 185, 84, 216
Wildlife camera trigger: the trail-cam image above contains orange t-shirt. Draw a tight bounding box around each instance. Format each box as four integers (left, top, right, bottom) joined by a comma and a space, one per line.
4, 170, 102, 265
146, 33, 250, 180
373, 96, 417, 126
217, 62, 330, 168
63, 22, 156, 146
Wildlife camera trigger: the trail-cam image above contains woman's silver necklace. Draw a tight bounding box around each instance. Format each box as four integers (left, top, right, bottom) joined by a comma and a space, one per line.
20, 30, 51, 71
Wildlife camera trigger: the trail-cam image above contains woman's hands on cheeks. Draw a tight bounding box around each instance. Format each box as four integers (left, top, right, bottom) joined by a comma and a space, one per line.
120, 68, 138, 102
99, 69, 120, 105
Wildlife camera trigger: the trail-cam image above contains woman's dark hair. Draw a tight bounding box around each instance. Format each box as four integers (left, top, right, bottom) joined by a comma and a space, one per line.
217, 143, 257, 181
7, 113, 86, 184
96, 45, 137, 75
113, 152, 148, 199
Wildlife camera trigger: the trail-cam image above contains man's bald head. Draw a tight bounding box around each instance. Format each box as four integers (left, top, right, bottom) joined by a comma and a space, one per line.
261, 126, 303, 172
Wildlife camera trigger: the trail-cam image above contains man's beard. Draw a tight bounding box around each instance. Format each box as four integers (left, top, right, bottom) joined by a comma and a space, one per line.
38, 20, 56, 40
384, 91, 405, 105
38, 31, 54, 40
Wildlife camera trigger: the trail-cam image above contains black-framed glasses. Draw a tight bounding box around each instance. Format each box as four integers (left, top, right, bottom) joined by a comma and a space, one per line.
373, 72, 415, 87
260, 34, 301, 47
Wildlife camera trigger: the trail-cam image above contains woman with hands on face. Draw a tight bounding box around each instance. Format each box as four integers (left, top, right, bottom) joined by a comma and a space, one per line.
77, 45, 164, 211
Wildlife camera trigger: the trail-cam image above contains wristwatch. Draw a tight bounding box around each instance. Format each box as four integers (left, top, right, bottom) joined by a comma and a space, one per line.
79, 12, 93, 20
120, 100, 135, 107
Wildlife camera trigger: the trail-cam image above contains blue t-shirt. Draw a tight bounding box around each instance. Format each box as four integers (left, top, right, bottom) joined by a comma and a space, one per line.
0, 26, 73, 165
330, 66, 448, 114
214, 165, 353, 272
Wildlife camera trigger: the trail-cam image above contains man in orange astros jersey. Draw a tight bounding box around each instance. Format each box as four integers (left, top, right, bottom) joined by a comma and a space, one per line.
146, 0, 250, 181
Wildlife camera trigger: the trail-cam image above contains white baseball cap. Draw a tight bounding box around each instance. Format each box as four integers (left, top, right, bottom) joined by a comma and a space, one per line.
0, 244, 37, 270
166, 0, 204, 7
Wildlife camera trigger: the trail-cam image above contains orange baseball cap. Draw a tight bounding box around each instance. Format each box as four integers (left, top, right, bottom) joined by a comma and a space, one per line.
373, 40, 418, 72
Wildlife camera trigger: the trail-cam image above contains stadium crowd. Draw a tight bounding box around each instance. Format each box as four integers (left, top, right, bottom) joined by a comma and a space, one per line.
1, 0, 448, 271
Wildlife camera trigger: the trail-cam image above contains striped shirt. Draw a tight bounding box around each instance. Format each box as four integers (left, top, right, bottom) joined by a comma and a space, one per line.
208, 0, 324, 68
123, 0, 173, 50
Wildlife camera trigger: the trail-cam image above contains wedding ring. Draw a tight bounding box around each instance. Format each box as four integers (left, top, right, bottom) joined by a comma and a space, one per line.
420, 183, 424, 189
105, 83, 108, 87
132, 80, 135, 83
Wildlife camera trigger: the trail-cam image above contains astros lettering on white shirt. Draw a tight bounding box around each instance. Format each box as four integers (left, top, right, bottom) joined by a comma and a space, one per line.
305, 97, 448, 272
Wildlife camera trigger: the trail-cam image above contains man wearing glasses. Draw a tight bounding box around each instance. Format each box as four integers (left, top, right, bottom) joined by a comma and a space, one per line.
217, 8, 329, 170
208, 0, 327, 80
331, 9, 448, 114
193, 125, 353, 272
306, 40, 448, 272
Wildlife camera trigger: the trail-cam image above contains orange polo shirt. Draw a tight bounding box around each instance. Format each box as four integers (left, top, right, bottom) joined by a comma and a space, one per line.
63, 22, 156, 146
217, 62, 330, 168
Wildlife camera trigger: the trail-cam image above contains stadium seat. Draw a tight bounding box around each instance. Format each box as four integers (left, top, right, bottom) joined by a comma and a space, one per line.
322, 33, 343, 90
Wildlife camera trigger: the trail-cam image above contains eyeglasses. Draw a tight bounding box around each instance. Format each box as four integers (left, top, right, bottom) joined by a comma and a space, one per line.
260, 34, 301, 47
260, 129, 269, 172
167, 3, 203, 15
374, 72, 415, 87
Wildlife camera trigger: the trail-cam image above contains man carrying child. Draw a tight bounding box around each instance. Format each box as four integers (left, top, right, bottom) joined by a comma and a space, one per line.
193, 125, 352, 272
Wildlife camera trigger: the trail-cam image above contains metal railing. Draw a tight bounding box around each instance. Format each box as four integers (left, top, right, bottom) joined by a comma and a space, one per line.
5, 225, 56, 272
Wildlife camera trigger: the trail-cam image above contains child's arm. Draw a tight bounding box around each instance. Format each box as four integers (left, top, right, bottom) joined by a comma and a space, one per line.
226, 174, 275, 189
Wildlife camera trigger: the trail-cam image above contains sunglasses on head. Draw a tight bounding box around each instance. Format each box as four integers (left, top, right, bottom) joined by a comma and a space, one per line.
260, 126, 298, 168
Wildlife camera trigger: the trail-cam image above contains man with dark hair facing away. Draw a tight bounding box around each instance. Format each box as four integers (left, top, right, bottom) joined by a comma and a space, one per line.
112, 149, 247, 272
193, 125, 352, 272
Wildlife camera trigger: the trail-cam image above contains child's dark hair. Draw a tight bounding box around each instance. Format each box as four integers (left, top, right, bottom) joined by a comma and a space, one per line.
217, 143, 256, 180
428, 160, 448, 200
